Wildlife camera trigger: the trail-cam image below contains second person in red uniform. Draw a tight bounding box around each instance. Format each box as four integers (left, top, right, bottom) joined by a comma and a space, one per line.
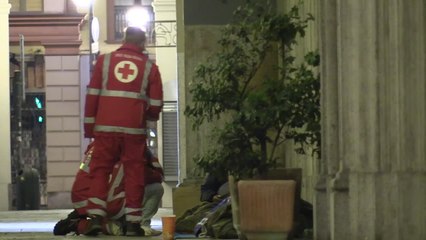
83, 27, 163, 236
53, 141, 164, 236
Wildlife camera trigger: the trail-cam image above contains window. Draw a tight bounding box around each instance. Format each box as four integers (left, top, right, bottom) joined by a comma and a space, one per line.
9, 0, 43, 12
106, 0, 155, 43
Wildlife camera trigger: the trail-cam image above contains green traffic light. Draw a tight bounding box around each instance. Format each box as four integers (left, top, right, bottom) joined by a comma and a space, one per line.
35, 97, 42, 109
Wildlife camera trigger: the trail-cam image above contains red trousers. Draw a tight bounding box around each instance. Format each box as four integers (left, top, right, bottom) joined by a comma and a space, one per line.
86, 135, 146, 222
72, 163, 126, 219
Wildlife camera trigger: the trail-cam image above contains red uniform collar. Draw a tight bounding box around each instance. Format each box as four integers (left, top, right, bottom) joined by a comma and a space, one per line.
117, 43, 144, 53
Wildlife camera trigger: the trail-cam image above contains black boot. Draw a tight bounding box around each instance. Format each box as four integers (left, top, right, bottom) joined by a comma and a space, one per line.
53, 217, 79, 235
124, 221, 145, 237
83, 215, 103, 236
68, 209, 86, 219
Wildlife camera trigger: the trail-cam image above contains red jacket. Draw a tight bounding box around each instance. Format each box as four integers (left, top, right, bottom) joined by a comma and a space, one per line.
84, 44, 163, 138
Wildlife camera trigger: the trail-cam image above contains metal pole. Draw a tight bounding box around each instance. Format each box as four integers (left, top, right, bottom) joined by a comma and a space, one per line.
13, 70, 23, 172
19, 34, 25, 101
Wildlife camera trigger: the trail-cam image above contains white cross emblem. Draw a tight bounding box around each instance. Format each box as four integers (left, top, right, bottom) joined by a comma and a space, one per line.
114, 61, 138, 83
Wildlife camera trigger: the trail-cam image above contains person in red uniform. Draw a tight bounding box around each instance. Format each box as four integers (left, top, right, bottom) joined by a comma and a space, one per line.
83, 26, 163, 236
53, 141, 164, 236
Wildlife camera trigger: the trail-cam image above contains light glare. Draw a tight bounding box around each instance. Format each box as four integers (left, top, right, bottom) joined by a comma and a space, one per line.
126, 6, 150, 31
72, 0, 94, 9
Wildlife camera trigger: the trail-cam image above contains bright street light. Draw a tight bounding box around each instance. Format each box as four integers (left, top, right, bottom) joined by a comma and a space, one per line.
72, 0, 94, 9
126, 6, 150, 31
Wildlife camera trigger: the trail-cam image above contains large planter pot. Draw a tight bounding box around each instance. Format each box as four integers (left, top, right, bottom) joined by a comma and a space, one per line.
259, 167, 303, 235
238, 180, 296, 240
228, 168, 302, 240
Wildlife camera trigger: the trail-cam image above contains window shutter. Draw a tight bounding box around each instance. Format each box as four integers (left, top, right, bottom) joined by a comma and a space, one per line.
162, 102, 178, 181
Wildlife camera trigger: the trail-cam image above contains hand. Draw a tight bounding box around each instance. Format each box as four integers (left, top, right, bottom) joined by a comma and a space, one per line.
212, 195, 222, 202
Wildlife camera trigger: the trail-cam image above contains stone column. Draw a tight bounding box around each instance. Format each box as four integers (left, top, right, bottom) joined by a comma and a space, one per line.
153, 0, 178, 208
175, 0, 189, 184
0, 0, 11, 211
151, 0, 177, 104
315, 0, 340, 238
318, 0, 426, 239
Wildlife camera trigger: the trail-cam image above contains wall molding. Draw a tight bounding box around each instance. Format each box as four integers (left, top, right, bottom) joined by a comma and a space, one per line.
9, 14, 85, 55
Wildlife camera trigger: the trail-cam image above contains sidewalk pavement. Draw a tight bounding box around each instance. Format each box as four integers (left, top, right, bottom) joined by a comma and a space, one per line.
0, 208, 178, 240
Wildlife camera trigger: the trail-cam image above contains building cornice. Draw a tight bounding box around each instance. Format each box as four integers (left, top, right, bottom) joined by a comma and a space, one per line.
9, 14, 85, 55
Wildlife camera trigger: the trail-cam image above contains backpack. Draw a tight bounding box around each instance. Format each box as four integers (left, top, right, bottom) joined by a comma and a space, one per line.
194, 196, 238, 239
175, 201, 218, 233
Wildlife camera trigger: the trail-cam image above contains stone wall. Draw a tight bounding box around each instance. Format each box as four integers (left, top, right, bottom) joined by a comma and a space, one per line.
317, 0, 426, 239
180, 25, 223, 178
45, 55, 83, 209
179, 0, 246, 179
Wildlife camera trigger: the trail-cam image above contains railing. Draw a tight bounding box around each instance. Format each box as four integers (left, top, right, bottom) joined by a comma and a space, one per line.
149, 20, 177, 48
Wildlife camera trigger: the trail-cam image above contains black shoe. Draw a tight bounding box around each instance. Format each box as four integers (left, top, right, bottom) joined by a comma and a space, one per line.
53, 218, 79, 235
124, 221, 145, 237
83, 215, 103, 236
68, 209, 86, 219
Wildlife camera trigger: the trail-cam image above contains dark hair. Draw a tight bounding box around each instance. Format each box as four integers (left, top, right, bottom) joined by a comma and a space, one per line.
123, 27, 146, 45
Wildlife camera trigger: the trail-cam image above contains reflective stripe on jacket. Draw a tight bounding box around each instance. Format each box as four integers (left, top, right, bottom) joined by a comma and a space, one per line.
84, 44, 163, 138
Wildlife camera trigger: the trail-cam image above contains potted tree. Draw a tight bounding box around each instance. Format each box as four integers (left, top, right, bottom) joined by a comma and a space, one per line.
184, 1, 319, 180
184, 1, 319, 239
